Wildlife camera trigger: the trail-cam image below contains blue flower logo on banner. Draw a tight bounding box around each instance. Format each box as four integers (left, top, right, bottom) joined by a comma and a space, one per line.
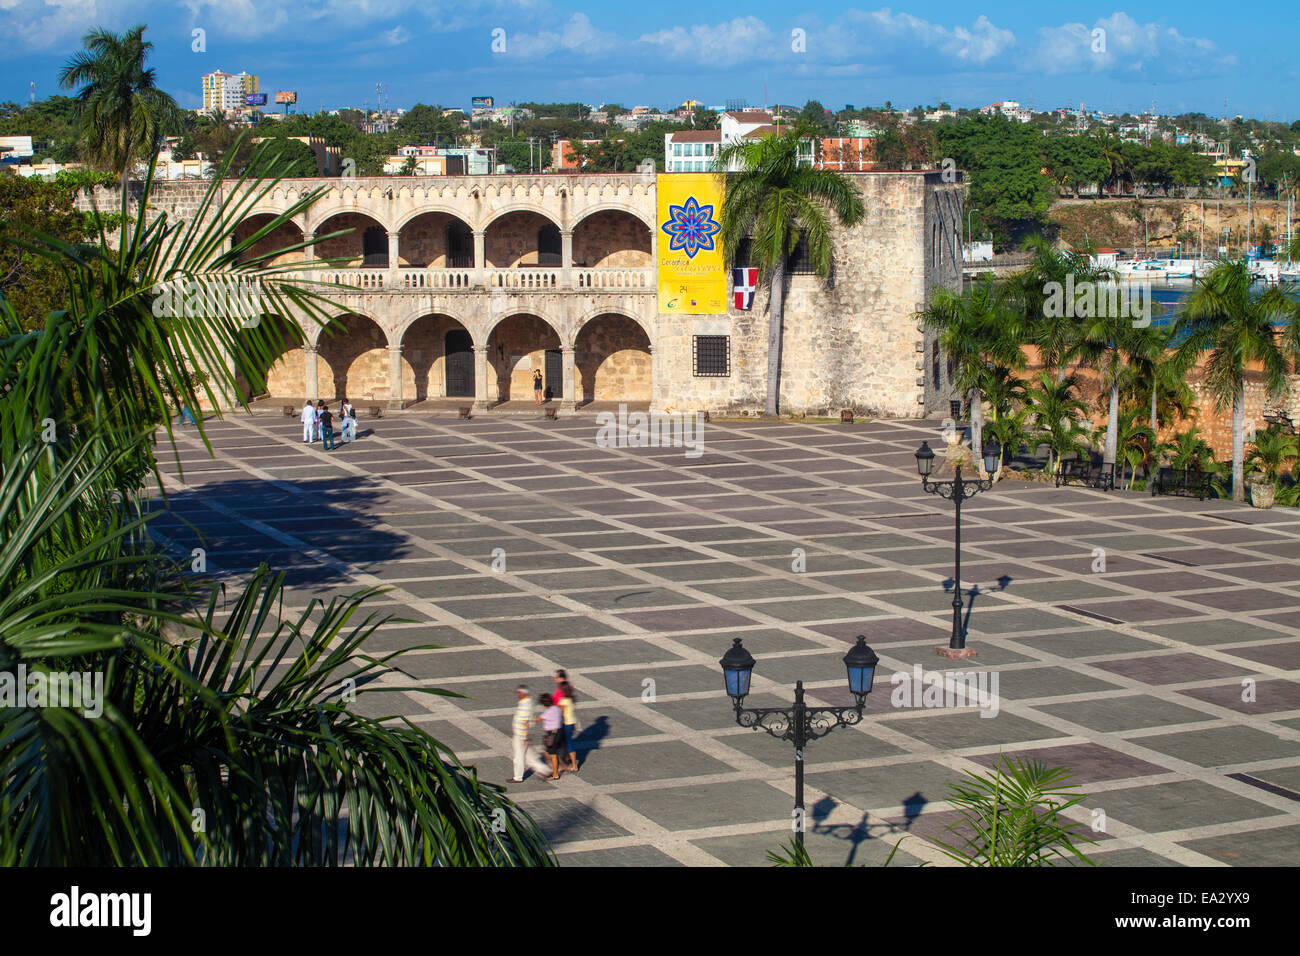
661, 196, 720, 259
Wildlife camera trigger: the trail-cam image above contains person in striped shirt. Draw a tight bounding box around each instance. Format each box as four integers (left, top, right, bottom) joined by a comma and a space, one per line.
509, 685, 551, 783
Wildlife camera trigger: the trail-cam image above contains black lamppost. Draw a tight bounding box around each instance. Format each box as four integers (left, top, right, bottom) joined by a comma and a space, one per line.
719, 635, 879, 848
915, 439, 1000, 658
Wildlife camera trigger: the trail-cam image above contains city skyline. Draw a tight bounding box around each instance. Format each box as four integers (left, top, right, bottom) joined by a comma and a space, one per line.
1, 2, 1298, 122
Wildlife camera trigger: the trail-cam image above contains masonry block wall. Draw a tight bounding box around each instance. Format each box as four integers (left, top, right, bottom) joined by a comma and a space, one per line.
652, 172, 951, 418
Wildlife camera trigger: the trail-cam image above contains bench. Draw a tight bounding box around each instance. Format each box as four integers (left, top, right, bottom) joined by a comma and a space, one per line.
1150, 466, 1213, 500
1055, 458, 1115, 491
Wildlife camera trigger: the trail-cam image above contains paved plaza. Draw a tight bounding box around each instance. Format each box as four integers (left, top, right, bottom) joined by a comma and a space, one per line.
150, 412, 1300, 866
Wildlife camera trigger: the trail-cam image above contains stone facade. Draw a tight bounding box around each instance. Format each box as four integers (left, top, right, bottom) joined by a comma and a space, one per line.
78, 171, 959, 416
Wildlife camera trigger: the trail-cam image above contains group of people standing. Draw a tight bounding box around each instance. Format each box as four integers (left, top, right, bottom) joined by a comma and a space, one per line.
301, 398, 356, 450
511, 670, 581, 782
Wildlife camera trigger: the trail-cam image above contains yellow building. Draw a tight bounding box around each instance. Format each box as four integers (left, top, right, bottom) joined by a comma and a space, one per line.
202, 71, 260, 114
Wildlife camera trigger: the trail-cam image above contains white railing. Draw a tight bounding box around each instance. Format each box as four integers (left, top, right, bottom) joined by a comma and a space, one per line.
401, 269, 475, 290
485, 268, 559, 290
574, 268, 652, 289
320, 270, 386, 289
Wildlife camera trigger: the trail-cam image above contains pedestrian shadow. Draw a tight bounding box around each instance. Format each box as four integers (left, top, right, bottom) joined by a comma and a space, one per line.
573, 715, 611, 768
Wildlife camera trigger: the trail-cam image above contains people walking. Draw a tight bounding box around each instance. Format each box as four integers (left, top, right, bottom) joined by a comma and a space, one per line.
300, 400, 316, 443
314, 400, 325, 442
508, 685, 551, 783
554, 670, 580, 774
319, 403, 336, 450
178, 405, 196, 426
537, 692, 569, 780
340, 397, 357, 444
533, 368, 544, 405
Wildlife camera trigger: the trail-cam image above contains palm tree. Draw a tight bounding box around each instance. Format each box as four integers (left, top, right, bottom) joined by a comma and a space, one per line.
918, 276, 1023, 460
1076, 292, 1144, 467
1244, 425, 1299, 484
58, 25, 179, 195
717, 124, 864, 416
1166, 425, 1218, 472
1026, 372, 1091, 474
1002, 236, 1104, 381
0, 143, 552, 865
1175, 259, 1291, 500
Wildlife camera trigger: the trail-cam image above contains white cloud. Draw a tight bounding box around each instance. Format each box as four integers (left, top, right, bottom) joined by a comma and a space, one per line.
505, 12, 622, 59
862, 9, 1015, 64
638, 16, 778, 67
1033, 12, 1235, 76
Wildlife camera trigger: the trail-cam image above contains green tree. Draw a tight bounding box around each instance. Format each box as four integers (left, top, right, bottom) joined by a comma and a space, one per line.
244, 134, 319, 178
1175, 259, 1292, 500
717, 123, 865, 416
57, 25, 179, 192
395, 103, 462, 146
936, 115, 1054, 243
1244, 425, 1299, 484
1026, 372, 1091, 474
919, 276, 1024, 458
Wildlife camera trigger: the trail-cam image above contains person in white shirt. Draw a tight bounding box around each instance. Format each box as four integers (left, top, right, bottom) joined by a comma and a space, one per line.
340, 397, 357, 444
508, 685, 551, 783
300, 400, 316, 443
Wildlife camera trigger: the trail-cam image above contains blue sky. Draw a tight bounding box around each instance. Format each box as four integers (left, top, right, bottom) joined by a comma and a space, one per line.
2, 1, 1297, 121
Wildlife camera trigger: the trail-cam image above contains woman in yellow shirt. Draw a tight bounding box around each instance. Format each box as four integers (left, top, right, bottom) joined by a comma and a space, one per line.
554, 670, 580, 774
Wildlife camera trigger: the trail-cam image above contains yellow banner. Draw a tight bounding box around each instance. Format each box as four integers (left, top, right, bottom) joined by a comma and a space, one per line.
657, 172, 726, 315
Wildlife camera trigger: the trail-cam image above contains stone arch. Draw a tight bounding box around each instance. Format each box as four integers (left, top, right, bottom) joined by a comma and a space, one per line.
401, 314, 475, 401
484, 209, 564, 268
482, 204, 562, 233
311, 211, 389, 267
233, 314, 304, 401
231, 214, 305, 267
573, 313, 652, 405
571, 202, 655, 232
571, 306, 654, 348
314, 313, 390, 402
571, 209, 653, 269
393, 205, 481, 235
485, 313, 561, 403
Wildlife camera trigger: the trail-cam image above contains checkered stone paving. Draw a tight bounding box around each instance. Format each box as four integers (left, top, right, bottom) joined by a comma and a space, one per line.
150, 412, 1300, 867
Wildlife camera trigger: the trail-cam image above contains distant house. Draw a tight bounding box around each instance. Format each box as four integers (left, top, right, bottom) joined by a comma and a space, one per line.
0, 135, 34, 166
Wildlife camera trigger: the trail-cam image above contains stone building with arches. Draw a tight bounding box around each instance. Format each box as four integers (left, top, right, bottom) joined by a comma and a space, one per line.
80, 170, 964, 417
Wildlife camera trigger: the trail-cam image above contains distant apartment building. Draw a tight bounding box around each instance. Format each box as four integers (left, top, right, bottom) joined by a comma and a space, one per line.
202, 70, 259, 115
664, 130, 720, 172
979, 101, 1032, 123
923, 109, 956, 122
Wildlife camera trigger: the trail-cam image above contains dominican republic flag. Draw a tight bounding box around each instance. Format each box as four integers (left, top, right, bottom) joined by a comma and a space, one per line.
732, 268, 758, 310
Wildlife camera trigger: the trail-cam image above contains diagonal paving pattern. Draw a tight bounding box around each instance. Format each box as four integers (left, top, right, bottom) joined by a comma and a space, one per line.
149, 412, 1300, 866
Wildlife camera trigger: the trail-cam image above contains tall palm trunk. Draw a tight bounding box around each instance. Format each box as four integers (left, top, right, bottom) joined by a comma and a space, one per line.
765, 258, 786, 417
1104, 377, 1119, 464
969, 386, 984, 471
1232, 384, 1245, 501
1149, 385, 1158, 478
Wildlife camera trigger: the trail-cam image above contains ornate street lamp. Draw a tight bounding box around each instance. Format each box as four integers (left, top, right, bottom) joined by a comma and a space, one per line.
915, 439, 999, 658
719, 635, 879, 848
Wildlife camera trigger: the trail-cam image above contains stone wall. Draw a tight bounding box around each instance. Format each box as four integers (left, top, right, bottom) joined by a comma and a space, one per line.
575, 314, 652, 402
652, 172, 957, 418
398, 213, 458, 268
315, 213, 383, 266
